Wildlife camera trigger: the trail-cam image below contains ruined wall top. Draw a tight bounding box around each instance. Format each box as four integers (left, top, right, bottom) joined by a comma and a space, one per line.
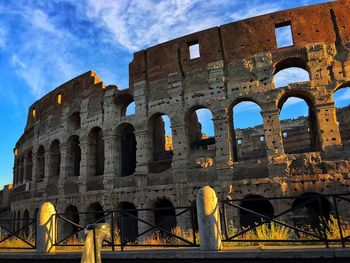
129, 0, 350, 84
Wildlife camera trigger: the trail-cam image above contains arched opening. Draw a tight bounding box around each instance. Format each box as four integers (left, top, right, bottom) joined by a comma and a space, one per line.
86, 202, 105, 224
36, 146, 45, 182
279, 95, 318, 153
25, 151, 33, 181
88, 127, 104, 176
154, 199, 177, 236
67, 135, 81, 177
231, 101, 266, 161
49, 140, 61, 178
333, 86, 350, 143
239, 195, 274, 229
273, 58, 310, 88
292, 193, 331, 231
117, 202, 138, 242
186, 108, 215, 151
68, 112, 81, 130
148, 114, 173, 173
125, 102, 136, 116
117, 123, 136, 177
63, 205, 80, 238
22, 210, 30, 237
16, 210, 21, 231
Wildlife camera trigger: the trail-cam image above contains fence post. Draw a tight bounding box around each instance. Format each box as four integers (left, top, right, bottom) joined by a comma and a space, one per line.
37, 202, 56, 253
196, 186, 222, 251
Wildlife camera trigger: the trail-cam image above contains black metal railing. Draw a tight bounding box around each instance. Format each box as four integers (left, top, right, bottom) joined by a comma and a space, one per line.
0, 218, 36, 250
53, 205, 198, 251
220, 193, 350, 247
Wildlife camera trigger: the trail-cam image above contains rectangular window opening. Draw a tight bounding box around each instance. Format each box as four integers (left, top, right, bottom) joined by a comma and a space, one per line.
189, 42, 200, 60
275, 22, 294, 48
57, 94, 62, 105
237, 139, 242, 145
260, 136, 265, 142
32, 109, 36, 119
283, 132, 288, 138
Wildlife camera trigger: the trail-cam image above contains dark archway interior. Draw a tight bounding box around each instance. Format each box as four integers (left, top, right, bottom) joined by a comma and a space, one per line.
154, 199, 177, 236
64, 205, 80, 237
239, 195, 274, 229
22, 210, 30, 237
292, 193, 332, 230
87, 202, 105, 223
117, 202, 138, 242
68, 136, 81, 177
89, 127, 104, 176
49, 140, 61, 177
121, 125, 137, 177
36, 146, 45, 181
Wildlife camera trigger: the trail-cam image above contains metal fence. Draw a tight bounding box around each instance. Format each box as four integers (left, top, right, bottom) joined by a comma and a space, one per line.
53, 205, 198, 250
221, 193, 350, 247
0, 218, 36, 250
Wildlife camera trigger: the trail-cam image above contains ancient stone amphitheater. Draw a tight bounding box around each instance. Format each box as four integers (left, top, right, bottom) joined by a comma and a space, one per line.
8, 0, 350, 236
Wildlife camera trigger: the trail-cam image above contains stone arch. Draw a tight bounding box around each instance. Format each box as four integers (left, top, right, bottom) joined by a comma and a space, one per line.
66, 135, 81, 177
273, 56, 311, 88
239, 195, 274, 229
146, 113, 173, 173
332, 84, 350, 144
292, 192, 331, 231
115, 92, 135, 117
115, 123, 137, 177
86, 202, 105, 224
116, 202, 138, 242
25, 151, 33, 181
36, 145, 45, 182
87, 127, 104, 176
19, 156, 25, 184
62, 205, 80, 239
48, 140, 61, 178
230, 99, 266, 161
277, 91, 319, 153
154, 199, 177, 236
185, 106, 215, 151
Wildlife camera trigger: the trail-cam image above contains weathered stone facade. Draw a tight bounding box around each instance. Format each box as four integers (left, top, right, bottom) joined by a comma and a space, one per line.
8, 0, 350, 233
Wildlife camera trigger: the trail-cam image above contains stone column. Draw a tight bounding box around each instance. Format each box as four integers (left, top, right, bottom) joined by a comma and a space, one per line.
42, 151, 50, 197
315, 102, 342, 151
261, 109, 285, 157
79, 137, 89, 193
212, 109, 233, 172
103, 132, 118, 190
37, 202, 56, 253
58, 143, 67, 196
135, 129, 152, 174
196, 186, 222, 251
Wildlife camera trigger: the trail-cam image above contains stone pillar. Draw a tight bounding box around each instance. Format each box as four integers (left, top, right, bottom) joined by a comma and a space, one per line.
135, 129, 152, 174
212, 109, 233, 172
37, 202, 56, 253
315, 102, 342, 151
196, 186, 222, 251
79, 137, 88, 193
42, 151, 50, 195
58, 143, 67, 196
103, 132, 118, 190
170, 120, 189, 173
261, 109, 285, 157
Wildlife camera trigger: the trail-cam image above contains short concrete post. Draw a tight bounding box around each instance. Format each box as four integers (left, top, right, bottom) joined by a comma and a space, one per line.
37, 202, 56, 253
196, 186, 222, 251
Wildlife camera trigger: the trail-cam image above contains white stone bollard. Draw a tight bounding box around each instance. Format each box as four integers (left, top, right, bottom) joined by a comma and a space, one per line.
196, 186, 222, 251
37, 202, 56, 253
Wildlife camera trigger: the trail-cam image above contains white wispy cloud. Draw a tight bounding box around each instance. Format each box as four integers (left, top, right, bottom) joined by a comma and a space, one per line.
274, 67, 310, 88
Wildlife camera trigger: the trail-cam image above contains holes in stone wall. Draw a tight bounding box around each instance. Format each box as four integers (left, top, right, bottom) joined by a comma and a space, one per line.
231, 101, 266, 161
275, 22, 293, 48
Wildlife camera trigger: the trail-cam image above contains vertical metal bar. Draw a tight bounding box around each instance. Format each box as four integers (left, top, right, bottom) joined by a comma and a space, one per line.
120, 210, 124, 251
111, 211, 115, 251
222, 201, 229, 240
190, 206, 196, 246
333, 195, 345, 248
318, 196, 328, 248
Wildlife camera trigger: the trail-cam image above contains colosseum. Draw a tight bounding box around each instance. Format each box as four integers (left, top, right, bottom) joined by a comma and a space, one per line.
7, 0, 350, 240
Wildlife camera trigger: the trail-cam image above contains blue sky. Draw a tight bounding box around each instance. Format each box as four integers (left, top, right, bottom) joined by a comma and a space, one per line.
1, 0, 347, 189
